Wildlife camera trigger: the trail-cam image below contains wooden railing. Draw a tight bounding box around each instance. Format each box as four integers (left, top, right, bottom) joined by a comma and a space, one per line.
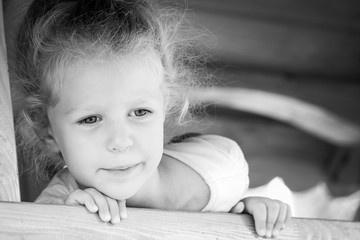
1, 201, 360, 240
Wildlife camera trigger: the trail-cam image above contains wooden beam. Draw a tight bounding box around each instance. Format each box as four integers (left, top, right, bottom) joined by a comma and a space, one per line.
0, 201, 359, 239
189, 87, 360, 147
212, 69, 360, 124
0, 0, 20, 202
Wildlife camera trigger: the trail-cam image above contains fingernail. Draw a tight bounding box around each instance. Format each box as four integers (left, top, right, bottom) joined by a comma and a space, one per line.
273, 230, 279, 238
120, 212, 127, 220
91, 205, 98, 212
102, 214, 111, 222
111, 216, 120, 224
266, 231, 272, 238
259, 229, 265, 236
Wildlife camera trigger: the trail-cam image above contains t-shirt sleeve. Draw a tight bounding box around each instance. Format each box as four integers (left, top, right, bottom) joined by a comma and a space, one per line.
35, 167, 79, 204
163, 134, 249, 212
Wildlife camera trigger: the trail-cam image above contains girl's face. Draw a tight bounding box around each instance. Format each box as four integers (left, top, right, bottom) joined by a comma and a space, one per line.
46, 55, 166, 200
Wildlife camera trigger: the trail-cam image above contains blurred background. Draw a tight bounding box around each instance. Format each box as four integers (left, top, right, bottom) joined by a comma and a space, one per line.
3, 0, 360, 220
168, 0, 360, 221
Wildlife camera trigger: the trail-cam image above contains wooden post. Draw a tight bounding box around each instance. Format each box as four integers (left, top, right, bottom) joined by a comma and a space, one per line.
0, 0, 20, 202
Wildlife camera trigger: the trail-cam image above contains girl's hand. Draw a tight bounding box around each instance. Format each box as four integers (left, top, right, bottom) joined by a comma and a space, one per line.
230, 197, 291, 238
66, 188, 127, 224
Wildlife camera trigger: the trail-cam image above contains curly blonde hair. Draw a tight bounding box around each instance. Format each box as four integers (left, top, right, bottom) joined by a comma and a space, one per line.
13, 0, 211, 183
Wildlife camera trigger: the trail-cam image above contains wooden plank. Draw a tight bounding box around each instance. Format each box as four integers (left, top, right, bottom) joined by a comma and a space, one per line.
179, 0, 360, 78
189, 87, 360, 147
212, 69, 360, 125
0, 201, 359, 240
186, 0, 360, 31
0, 0, 20, 202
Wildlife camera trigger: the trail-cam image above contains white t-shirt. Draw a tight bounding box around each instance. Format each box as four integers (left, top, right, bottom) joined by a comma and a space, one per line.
36, 134, 249, 212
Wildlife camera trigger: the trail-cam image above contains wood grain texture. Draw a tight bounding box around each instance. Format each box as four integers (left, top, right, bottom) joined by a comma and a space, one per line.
0, 0, 20, 202
0, 201, 359, 240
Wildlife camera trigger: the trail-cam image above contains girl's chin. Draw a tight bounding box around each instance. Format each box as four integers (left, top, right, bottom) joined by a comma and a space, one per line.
75, 180, 138, 199
100, 186, 140, 200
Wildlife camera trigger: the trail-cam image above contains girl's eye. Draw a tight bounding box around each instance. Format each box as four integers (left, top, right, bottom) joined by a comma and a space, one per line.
78, 116, 101, 125
131, 109, 151, 117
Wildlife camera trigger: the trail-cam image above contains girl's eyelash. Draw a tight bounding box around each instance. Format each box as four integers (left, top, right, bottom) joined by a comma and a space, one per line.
78, 116, 101, 125
131, 109, 152, 117
76, 109, 152, 124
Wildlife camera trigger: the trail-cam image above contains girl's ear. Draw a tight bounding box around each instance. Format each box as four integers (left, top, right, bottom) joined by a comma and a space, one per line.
42, 127, 61, 153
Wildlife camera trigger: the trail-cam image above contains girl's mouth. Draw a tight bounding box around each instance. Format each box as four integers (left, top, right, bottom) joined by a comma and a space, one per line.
102, 162, 143, 178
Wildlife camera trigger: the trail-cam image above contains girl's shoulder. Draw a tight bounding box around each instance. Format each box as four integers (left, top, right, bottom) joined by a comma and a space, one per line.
165, 133, 249, 212
35, 167, 79, 204
166, 133, 245, 164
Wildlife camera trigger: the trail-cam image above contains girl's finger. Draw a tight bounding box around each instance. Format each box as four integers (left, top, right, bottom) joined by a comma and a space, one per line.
105, 196, 120, 224
285, 204, 292, 224
252, 203, 267, 237
118, 199, 127, 220
272, 203, 288, 238
230, 201, 245, 213
66, 190, 98, 213
265, 202, 280, 238
85, 188, 111, 222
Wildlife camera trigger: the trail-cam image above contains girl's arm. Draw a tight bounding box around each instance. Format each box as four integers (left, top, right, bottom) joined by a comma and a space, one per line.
162, 134, 292, 238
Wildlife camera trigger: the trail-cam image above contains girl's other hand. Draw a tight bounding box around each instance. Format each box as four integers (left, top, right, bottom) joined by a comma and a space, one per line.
230, 197, 291, 238
66, 188, 127, 224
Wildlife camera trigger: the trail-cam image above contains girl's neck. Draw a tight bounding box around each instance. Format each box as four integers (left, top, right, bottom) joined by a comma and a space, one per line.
126, 159, 167, 208
127, 153, 210, 211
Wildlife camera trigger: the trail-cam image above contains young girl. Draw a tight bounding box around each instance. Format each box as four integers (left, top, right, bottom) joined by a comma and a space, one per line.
13, 0, 291, 238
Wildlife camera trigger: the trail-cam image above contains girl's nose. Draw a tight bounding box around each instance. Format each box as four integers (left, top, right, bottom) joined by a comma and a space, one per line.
108, 139, 133, 152
107, 124, 134, 153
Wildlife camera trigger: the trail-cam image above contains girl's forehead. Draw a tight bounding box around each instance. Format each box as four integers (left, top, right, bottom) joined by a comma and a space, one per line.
71, 51, 164, 79
47, 49, 165, 106
52, 52, 166, 110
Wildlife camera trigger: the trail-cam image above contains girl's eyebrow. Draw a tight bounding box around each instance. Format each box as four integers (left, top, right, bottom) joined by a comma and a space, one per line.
130, 98, 159, 105
64, 108, 80, 115
64, 98, 161, 115
64, 107, 95, 115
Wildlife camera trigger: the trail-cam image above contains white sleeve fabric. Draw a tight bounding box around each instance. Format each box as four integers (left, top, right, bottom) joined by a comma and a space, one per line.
35, 167, 79, 204
163, 134, 249, 212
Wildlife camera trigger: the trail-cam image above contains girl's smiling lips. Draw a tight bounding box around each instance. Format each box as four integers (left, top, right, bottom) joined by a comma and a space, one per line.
106, 163, 141, 171
101, 162, 144, 178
